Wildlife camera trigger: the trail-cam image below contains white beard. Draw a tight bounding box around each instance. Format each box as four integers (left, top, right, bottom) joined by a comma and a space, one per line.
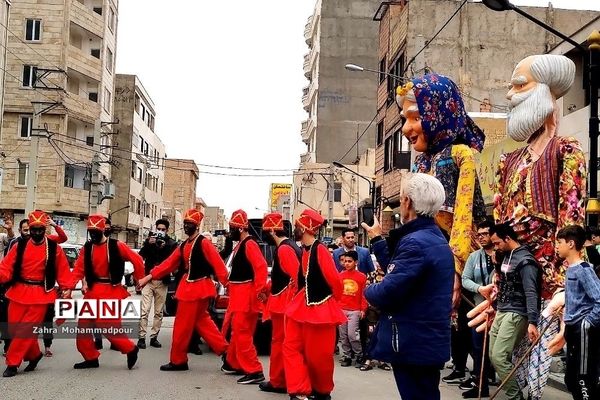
507, 84, 554, 142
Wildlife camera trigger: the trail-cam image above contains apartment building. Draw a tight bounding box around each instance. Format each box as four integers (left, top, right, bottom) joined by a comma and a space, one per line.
163, 158, 199, 241
0, 1, 10, 130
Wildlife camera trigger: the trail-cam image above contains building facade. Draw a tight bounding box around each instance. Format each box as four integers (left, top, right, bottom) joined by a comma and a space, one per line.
301, 0, 380, 166
0, 0, 119, 243
374, 0, 598, 231
110, 74, 165, 247
0, 0, 10, 132
203, 205, 226, 248
163, 158, 199, 242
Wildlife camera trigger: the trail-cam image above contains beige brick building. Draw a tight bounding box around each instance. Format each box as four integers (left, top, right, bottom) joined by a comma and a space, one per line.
163, 159, 199, 241
0, 0, 118, 243
0, 1, 10, 131
110, 74, 166, 247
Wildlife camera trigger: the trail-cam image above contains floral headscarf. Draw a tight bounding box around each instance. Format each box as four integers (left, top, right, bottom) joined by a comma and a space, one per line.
406, 74, 485, 172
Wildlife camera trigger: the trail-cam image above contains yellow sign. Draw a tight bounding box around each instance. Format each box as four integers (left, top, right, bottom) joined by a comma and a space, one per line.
270, 183, 292, 211
475, 138, 522, 204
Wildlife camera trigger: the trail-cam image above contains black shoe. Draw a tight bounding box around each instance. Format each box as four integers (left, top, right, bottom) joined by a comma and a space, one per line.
137, 338, 146, 349
160, 362, 189, 371
188, 346, 203, 355
459, 377, 476, 390
311, 393, 332, 400
74, 359, 99, 369
488, 378, 500, 386
258, 381, 287, 393
150, 338, 162, 348
23, 352, 43, 372
237, 372, 265, 384
340, 357, 352, 367
127, 346, 139, 369
463, 386, 489, 398
3, 366, 17, 378
94, 338, 103, 350
221, 355, 241, 374
442, 369, 467, 384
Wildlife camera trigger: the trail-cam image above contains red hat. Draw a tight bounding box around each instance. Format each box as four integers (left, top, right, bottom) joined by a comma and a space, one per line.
28, 210, 48, 228
87, 214, 106, 231
262, 212, 284, 231
183, 209, 204, 225
295, 209, 324, 235
230, 209, 248, 229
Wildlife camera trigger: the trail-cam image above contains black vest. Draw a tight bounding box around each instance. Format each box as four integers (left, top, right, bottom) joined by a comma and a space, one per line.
84, 239, 125, 288
496, 255, 541, 310
297, 241, 332, 305
180, 235, 214, 281
12, 238, 57, 292
229, 236, 257, 283
271, 239, 301, 295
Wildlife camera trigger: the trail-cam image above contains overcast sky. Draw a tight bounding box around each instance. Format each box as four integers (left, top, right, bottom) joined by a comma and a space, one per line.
116, 0, 600, 220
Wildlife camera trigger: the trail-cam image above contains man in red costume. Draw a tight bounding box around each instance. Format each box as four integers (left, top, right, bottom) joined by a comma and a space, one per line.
68, 215, 145, 370
221, 209, 268, 385
0, 210, 72, 377
283, 209, 346, 400
258, 212, 301, 394
138, 209, 229, 371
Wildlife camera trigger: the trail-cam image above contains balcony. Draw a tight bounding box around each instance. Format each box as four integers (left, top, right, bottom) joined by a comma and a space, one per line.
68, 45, 102, 82
71, 0, 104, 38
302, 86, 310, 111
63, 92, 101, 124
301, 120, 309, 143
303, 53, 311, 79
304, 16, 313, 46
300, 152, 314, 164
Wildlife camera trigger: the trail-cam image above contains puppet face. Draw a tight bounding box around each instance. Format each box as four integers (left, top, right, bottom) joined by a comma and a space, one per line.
401, 98, 427, 153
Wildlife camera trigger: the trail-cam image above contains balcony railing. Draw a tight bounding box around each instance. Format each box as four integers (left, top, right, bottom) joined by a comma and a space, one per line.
63, 93, 101, 124
71, 0, 104, 38
304, 15, 313, 46
303, 53, 311, 78
68, 45, 102, 82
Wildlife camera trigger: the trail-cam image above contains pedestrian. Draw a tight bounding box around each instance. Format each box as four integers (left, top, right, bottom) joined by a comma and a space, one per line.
460, 220, 497, 398
137, 218, 177, 350
332, 229, 374, 275
555, 225, 600, 400
338, 250, 367, 367
0, 211, 72, 377
221, 209, 268, 385
68, 214, 145, 370
486, 222, 541, 400
258, 212, 301, 394
0, 217, 15, 260
283, 209, 346, 400
362, 173, 454, 400
138, 209, 229, 371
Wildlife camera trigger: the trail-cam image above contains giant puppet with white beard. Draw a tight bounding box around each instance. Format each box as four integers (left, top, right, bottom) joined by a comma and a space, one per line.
472, 54, 586, 399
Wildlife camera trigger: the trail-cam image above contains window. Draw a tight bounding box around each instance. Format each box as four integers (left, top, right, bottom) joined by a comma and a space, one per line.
22, 65, 36, 87
20, 115, 32, 138
387, 53, 405, 106
379, 57, 386, 84
103, 88, 111, 113
106, 48, 113, 73
131, 161, 136, 178
91, 48, 100, 59
93, 7, 103, 16
328, 182, 342, 203
25, 19, 41, 41
86, 136, 94, 146
395, 132, 412, 170
108, 7, 116, 32
89, 92, 98, 102
64, 165, 74, 188
384, 136, 394, 172
376, 121, 384, 147
17, 162, 28, 185
140, 103, 146, 120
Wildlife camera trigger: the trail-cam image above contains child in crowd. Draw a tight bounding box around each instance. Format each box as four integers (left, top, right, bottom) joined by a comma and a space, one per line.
338, 251, 367, 367
556, 225, 600, 400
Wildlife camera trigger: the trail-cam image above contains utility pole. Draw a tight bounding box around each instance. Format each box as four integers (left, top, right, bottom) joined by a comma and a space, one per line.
25, 101, 42, 215
327, 163, 334, 238
89, 120, 102, 215
137, 156, 150, 248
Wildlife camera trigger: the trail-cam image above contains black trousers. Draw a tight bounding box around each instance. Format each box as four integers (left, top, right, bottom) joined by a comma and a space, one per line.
0, 292, 9, 352
392, 363, 442, 400
42, 304, 55, 348
451, 290, 472, 371
565, 321, 600, 400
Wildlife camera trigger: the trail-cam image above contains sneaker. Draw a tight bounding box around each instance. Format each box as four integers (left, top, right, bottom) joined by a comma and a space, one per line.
258, 381, 287, 393
149, 338, 162, 348
160, 362, 189, 371
462, 386, 489, 398
137, 338, 146, 349
73, 359, 99, 369
237, 372, 265, 384
2, 366, 17, 378
442, 370, 467, 384
459, 377, 476, 390
340, 357, 352, 367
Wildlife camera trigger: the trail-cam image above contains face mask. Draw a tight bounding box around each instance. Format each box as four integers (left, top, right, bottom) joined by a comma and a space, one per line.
230, 229, 242, 242
30, 228, 46, 244
89, 230, 104, 244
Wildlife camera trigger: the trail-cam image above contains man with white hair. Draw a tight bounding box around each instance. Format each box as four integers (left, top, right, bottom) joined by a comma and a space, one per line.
362, 173, 454, 400
470, 54, 586, 399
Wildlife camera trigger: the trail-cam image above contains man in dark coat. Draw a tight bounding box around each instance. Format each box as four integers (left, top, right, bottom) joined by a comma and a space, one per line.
362, 173, 454, 400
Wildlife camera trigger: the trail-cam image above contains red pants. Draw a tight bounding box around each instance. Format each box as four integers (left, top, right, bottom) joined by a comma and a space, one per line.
5, 302, 46, 367
226, 311, 262, 374
283, 318, 337, 396
171, 299, 228, 365
76, 316, 136, 361
268, 313, 287, 388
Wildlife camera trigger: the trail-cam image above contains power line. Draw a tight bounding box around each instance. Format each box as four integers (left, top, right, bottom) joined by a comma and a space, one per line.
336, 112, 378, 162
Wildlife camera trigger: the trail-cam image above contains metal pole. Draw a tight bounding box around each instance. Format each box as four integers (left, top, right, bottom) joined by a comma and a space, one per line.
328, 164, 334, 237
137, 158, 147, 248
25, 101, 41, 215
588, 31, 600, 227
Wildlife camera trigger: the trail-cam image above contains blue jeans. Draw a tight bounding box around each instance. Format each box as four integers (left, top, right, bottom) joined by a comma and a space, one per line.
392, 363, 442, 400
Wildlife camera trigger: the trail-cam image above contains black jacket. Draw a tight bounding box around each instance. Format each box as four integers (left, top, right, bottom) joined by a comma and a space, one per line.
139, 235, 177, 284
